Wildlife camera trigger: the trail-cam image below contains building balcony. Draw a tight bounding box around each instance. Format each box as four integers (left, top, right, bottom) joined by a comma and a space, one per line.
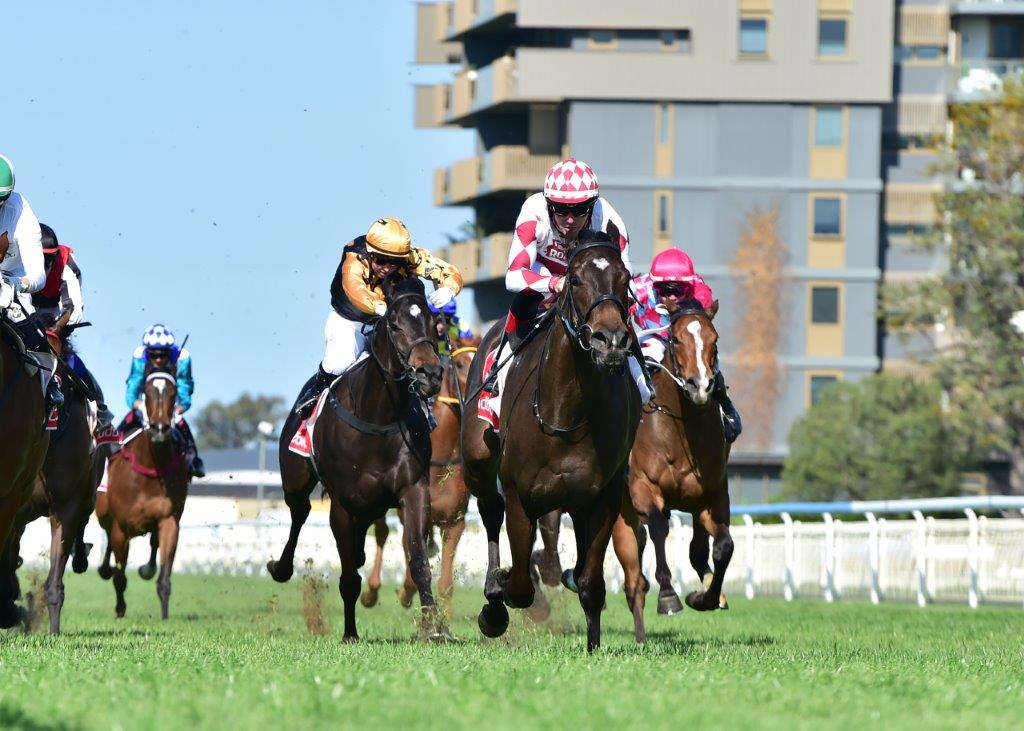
415, 2, 462, 65
414, 83, 452, 128
434, 145, 560, 206
951, 1, 1024, 16
446, 56, 528, 123
446, 0, 517, 41
439, 233, 512, 285
948, 58, 1024, 100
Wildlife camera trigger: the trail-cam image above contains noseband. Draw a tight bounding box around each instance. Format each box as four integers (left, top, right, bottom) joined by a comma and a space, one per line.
557, 240, 630, 352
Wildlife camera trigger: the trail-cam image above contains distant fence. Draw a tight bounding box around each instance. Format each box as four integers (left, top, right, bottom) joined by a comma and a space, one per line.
18, 496, 1024, 608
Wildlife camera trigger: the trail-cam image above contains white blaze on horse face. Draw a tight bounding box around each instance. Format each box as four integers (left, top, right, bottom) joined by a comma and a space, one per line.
410, 304, 421, 317
153, 379, 166, 395
686, 320, 712, 399
593, 257, 610, 271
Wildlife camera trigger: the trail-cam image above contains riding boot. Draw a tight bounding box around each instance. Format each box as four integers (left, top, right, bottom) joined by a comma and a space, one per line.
177, 418, 206, 478
295, 365, 335, 415
713, 371, 742, 444
31, 350, 64, 413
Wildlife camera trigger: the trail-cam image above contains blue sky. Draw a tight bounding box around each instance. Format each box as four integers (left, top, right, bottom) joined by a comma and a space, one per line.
6, 1, 473, 414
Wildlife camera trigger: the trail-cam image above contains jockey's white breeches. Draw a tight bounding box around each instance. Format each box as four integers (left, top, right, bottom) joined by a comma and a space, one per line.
321, 311, 368, 376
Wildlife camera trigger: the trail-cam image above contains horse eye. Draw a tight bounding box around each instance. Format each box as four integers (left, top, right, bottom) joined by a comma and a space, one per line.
570, 275, 582, 287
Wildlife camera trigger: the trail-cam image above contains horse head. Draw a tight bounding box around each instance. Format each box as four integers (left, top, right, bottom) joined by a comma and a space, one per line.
142, 359, 178, 442
378, 277, 442, 399
446, 335, 480, 400
666, 298, 720, 405
560, 224, 632, 371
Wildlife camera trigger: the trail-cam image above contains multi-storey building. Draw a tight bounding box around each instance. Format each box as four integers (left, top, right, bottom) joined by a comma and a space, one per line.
414, 0, 1024, 498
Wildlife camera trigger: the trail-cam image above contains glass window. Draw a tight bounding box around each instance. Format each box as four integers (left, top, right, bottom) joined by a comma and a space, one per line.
815, 106, 843, 147
590, 30, 616, 46
739, 18, 767, 55
659, 104, 670, 145
657, 194, 670, 234
813, 197, 842, 236
811, 286, 840, 324
915, 46, 942, 61
810, 375, 839, 405
818, 18, 847, 57
894, 45, 913, 62
679, 29, 693, 53
660, 30, 676, 47
992, 21, 1023, 58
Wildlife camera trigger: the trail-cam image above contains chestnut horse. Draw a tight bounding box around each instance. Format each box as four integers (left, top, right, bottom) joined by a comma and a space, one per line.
96, 359, 190, 619
268, 278, 447, 642
361, 336, 479, 617
612, 299, 733, 643
462, 228, 641, 652
6, 315, 107, 633
0, 278, 51, 626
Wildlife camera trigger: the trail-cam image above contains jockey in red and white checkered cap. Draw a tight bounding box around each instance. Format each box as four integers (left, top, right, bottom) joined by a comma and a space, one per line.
631, 247, 742, 443
477, 159, 651, 431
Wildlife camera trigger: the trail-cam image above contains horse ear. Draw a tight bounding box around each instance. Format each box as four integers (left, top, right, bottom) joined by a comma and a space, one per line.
605, 221, 620, 247
706, 299, 720, 320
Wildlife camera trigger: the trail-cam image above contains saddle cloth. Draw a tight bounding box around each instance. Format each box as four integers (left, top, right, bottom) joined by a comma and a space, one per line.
287, 384, 332, 458
476, 347, 501, 432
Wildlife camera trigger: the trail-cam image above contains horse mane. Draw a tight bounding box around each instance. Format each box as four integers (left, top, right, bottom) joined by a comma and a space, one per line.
383, 275, 426, 301
670, 298, 709, 319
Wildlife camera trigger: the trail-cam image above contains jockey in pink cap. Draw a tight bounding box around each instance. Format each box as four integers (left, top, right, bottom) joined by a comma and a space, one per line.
477, 158, 651, 431
632, 247, 742, 443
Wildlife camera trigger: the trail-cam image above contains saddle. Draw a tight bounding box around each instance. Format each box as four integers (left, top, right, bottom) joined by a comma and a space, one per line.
0, 315, 41, 377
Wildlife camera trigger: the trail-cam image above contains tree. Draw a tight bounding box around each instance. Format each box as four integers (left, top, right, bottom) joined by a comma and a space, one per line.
883, 79, 1024, 493
193, 393, 286, 450
781, 374, 963, 502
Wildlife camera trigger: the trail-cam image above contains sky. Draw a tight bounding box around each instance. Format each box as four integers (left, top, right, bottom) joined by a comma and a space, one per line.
5, 1, 474, 414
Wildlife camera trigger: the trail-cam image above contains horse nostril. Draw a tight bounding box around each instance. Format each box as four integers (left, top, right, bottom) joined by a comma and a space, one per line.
613, 331, 630, 350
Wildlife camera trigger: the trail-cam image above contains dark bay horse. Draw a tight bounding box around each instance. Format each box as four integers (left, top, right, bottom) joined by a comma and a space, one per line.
268, 278, 447, 642
612, 299, 733, 643
96, 360, 190, 619
362, 336, 479, 618
0, 261, 51, 626
462, 228, 641, 652
6, 315, 107, 633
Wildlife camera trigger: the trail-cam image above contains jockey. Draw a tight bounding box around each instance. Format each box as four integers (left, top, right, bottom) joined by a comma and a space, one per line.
122, 324, 205, 477
32, 223, 113, 426
0, 153, 64, 419
632, 247, 742, 443
428, 298, 473, 356
295, 217, 463, 409
479, 158, 650, 429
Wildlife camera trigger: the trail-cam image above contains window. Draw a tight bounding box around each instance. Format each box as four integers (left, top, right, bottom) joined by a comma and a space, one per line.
813, 197, 842, 236
818, 18, 847, 57
739, 18, 768, 55
814, 106, 843, 147
657, 193, 670, 235
811, 286, 840, 324
660, 30, 676, 48
810, 375, 839, 405
658, 104, 671, 145
660, 29, 693, 52
915, 46, 942, 61
589, 30, 617, 47
992, 21, 1024, 58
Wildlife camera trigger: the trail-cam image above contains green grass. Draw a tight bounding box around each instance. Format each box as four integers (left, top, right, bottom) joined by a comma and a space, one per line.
0, 571, 1022, 730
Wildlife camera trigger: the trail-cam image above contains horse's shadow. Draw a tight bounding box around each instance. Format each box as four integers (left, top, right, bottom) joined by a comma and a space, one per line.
0, 704, 76, 731
599, 629, 777, 657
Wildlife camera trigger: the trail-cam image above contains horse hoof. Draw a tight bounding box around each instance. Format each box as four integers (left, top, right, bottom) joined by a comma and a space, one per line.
477, 604, 509, 638
720, 594, 730, 610
266, 560, 293, 583
72, 555, 89, 574
531, 549, 561, 587
524, 591, 551, 623
342, 634, 359, 644
429, 626, 455, 643
0, 605, 24, 630
560, 569, 578, 594
360, 588, 380, 608
396, 588, 414, 609
138, 564, 157, 581
657, 592, 684, 616
97, 565, 113, 581
685, 590, 718, 612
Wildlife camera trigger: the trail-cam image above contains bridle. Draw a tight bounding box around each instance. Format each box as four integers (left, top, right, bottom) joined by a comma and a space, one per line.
437, 344, 476, 409
555, 240, 631, 355
367, 291, 437, 390
141, 370, 177, 432
645, 305, 719, 419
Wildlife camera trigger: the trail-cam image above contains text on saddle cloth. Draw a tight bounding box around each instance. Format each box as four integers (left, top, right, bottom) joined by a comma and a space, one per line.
288, 381, 334, 458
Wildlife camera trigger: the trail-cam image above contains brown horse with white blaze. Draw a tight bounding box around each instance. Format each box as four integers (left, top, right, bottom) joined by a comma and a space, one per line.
96, 359, 190, 619
461, 227, 641, 652
612, 298, 733, 643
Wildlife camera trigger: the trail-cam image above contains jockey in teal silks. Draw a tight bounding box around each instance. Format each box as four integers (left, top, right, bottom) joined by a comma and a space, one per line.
120, 324, 205, 477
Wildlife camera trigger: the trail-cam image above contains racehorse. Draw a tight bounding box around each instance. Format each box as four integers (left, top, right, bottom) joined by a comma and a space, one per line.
611, 299, 733, 643
361, 335, 479, 618
461, 227, 641, 652
0, 236, 51, 628
5, 313, 108, 633
95, 358, 190, 619
268, 278, 447, 642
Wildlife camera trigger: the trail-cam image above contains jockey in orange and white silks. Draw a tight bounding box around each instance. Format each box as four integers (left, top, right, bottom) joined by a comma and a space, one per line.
477, 158, 650, 431
0, 153, 64, 421
294, 217, 463, 411
631, 247, 742, 444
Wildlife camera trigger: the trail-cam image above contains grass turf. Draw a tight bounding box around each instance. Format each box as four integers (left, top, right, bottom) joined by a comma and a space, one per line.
0, 571, 1021, 730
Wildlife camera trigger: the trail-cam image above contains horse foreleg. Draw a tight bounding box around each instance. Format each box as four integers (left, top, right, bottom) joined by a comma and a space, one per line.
475, 490, 508, 638
532, 509, 563, 587
328, 500, 361, 643
360, 517, 389, 608
44, 509, 77, 635
500, 486, 536, 611
686, 495, 734, 612
267, 481, 314, 583
139, 531, 158, 581
156, 516, 180, 620
648, 507, 683, 615
437, 519, 465, 620
0, 520, 23, 629
95, 492, 114, 580
611, 499, 647, 644
71, 517, 92, 574
400, 482, 447, 640
576, 482, 622, 654
110, 524, 130, 618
